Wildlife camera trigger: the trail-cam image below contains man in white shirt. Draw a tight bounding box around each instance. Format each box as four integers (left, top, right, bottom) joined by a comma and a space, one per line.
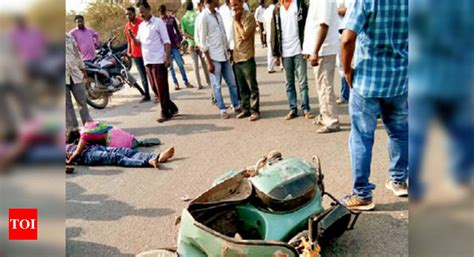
129, 0, 178, 122
218, 0, 235, 50
303, 0, 340, 133
263, 0, 278, 73
271, 0, 314, 120
254, 0, 267, 48
199, 0, 241, 119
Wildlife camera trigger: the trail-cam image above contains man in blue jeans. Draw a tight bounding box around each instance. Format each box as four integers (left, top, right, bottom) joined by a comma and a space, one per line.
198, 0, 241, 119
160, 5, 194, 91
340, 0, 408, 211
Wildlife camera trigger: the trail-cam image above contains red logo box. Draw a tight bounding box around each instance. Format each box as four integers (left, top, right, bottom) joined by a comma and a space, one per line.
8, 209, 38, 240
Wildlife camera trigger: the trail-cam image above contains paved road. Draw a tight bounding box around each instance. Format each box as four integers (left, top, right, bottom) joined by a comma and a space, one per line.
66, 46, 408, 256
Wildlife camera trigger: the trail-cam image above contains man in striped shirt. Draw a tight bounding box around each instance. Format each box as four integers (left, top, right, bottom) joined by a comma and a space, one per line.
340, 0, 408, 211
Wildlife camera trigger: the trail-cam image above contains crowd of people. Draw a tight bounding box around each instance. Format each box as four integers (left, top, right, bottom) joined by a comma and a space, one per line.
65, 0, 408, 211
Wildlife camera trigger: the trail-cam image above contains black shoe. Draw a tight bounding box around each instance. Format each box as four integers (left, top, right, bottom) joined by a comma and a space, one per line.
157, 116, 170, 123
140, 97, 151, 103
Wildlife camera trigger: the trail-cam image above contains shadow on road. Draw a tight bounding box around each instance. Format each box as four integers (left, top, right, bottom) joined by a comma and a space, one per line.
125, 123, 233, 136
67, 182, 175, 221
67, 238, 134, 257
322, 212, 408, 256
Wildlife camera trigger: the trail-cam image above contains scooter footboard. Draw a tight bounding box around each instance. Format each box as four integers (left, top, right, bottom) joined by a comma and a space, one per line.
311, 192, 360, 245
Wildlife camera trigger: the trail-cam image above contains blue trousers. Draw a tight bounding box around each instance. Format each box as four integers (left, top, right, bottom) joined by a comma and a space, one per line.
209, 60, 240, 112
409, 95, 474, 199
349, 91, 408, 200
282, 54, 310, 114
80, 145, 158, 167
169, 48, 189, 85
341, 77, 350, 101
132, 57, 152, 99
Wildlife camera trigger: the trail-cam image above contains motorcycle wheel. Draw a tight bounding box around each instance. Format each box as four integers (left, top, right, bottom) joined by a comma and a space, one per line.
86, 82, 109, 109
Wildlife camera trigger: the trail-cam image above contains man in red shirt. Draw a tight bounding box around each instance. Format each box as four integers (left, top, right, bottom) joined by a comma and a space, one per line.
125, 6, 156, 102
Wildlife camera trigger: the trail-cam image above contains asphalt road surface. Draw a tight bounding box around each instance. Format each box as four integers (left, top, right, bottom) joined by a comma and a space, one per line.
66, 45, 408, 256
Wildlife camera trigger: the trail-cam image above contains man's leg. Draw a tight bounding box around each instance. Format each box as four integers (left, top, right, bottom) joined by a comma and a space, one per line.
267, 45, 275, 72
438, 98, 474, 185
198, 51, 211, 85
133, 57, 151, 99
244, 58, 259, 114
81, 146, 154, 167
294, 54, 310, 113
169, 49, 180, 88
155, 64, 178, 118
190, 50, 203, 88
221, 60, 241, 110
69, 82, 93, 125
349, 90, 380, 200
65, 84, 79, 130
408, 95, 433, 200
314, 55, 339, 129
108, 147, 158, 167
172, 48, 191, 86
209, 61, 227, 113
234, 61, 251, 115
282, 56, 297, 115
380, 94, 409, 187
145, 64, 160, 99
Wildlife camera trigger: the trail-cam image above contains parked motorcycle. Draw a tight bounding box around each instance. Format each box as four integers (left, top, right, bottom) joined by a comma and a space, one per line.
138, 151, 360, 257
85, 37, 143, 109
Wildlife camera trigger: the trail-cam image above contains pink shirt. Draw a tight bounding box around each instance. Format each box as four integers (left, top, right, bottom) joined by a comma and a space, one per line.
9, 26, 45, 62
69, 27, 100, 61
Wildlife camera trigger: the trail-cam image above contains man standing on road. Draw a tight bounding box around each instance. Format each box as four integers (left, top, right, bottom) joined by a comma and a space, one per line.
254, 0, 267, 48
263, 0, 278, 73
218, 0, 235, 51
198, 0, 242, 119
159, 4, 194, 91
69, 15, 100, 62
181, 0, 210, 90
125, 6, 155, 102
231, 0, 260, 121
335, 0, 354, 105
271, 0, 314, 120
129, 0, 179, 123
66, 33, 93, 132
340, 0, 408, 211
303, 0, 341, 133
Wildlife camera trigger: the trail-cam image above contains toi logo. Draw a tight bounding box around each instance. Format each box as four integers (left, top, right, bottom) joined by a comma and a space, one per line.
8, 209, 38, 240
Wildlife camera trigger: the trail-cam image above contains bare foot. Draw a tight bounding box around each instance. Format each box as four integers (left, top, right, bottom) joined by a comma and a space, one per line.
158, 147, 175, 163
149, 158, 160, 169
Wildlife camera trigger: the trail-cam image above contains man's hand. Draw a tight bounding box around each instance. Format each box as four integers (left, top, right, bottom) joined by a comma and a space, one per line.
274, 57, 281, 66
165, 57, 171, 68
303, 54, 310, 60
208, 61, 215, 74
310, 53, 319, 67
344, 68, 354, 88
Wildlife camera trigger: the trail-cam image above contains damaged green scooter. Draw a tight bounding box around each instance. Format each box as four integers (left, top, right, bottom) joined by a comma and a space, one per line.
138, 151, 360, 257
